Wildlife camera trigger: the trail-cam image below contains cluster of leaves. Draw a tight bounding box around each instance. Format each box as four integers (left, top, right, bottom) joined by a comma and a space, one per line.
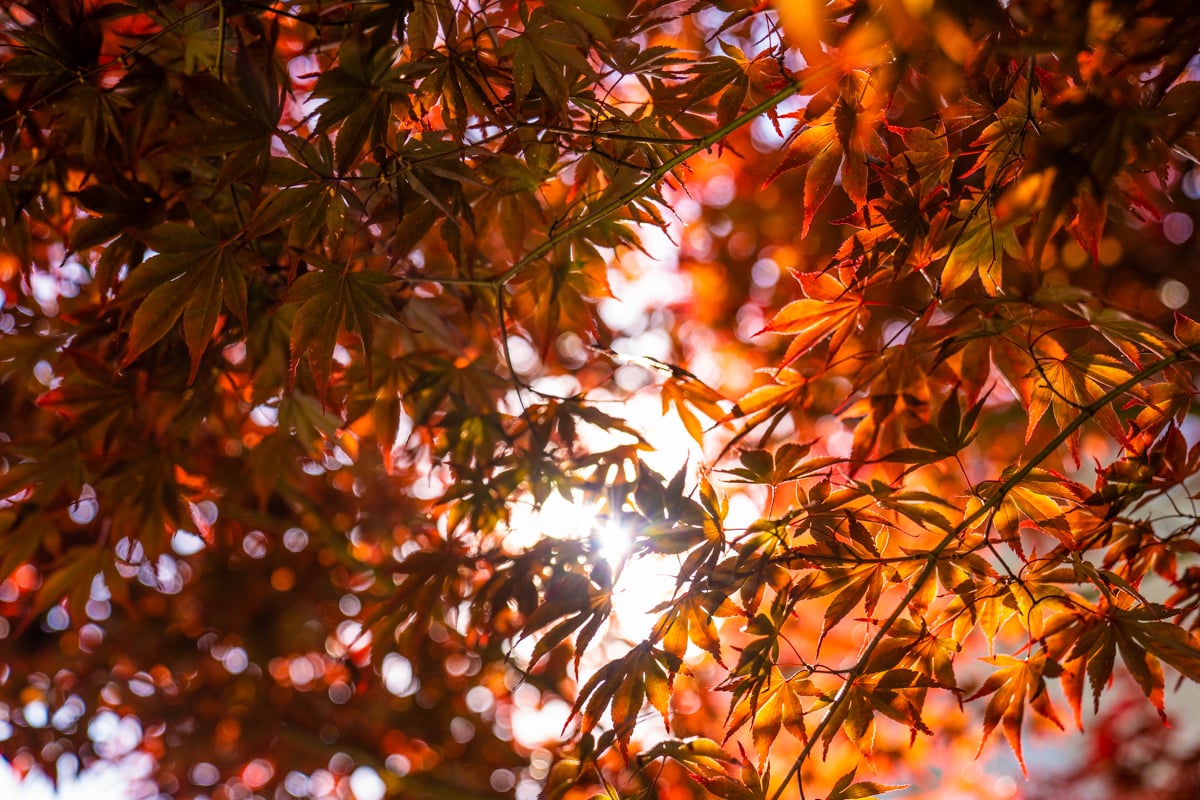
2, 1, 1200, 800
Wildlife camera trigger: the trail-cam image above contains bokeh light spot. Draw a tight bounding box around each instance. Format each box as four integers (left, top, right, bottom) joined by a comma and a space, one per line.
350, 765, 386, 800
1163, 211, 1194, 244
1159, 279, 1190, 309
190, 763, 219, 787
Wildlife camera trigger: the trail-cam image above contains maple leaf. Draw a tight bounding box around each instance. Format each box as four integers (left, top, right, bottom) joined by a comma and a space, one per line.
1175, 311, 1200, 348
836, 150, 952, 274
813, 562, 885, 652
966, 468, 1078, 560
818, 669, 938, 757
724, 522, 795, 616
843, 348, 934, 467
510, 256, 613, 353
520, 563, 613, 672
1025, 337, 1135, 463
625, 462, 716, 559
1068, 189, 1107, 265
661, 370, 728, 445
988, 564, 1072, 642
962, 79, 1043, 187
67, 175, 163, 290
863, 481, 957, 534
693, 42, 789, 130
686, 771, 766, 800
172, 38, 284, 184
1064, 601, 1200, 724
311, 38, 417, 168
720, 442, 820, 485
286, 257, 402, 397
571, 642, 675, 755
651, 590, 738, 665
367, 533, 474, 640
760, 269, 868, 369
246, 137, 360, 249
893, 125, 954, 192
638, 737, 755, 800
767, 70, 887, 236
825, 767, 907, 800
724, 367, 809, 427
724, 667, 819, 769
864, 620, 961, 694
900, 387, 987, 460
717, 595, 790, 724
118, 223, 253, 382
966, 651, 1064, 776
501, 6, 594, 108
418, 41, 506, 136
939, 200, 1022, 297
1083, 307, 1174, 368
543, 0, 622, 45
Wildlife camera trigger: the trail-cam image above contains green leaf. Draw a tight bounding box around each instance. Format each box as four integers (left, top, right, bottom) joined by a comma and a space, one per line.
120, 227, 253, 379
122, 275, 193, 366
287, 262, 401, 396
500, 7, 592, 106
940, 206, 1020, 297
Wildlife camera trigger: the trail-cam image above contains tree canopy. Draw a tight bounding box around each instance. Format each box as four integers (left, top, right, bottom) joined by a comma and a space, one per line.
3, 1, 1200, 798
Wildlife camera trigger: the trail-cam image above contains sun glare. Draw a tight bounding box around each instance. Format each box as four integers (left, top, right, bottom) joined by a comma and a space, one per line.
506, 491, 635, 566
593, 515, 633, 565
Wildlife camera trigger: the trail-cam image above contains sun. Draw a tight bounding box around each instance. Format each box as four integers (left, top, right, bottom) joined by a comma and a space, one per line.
501, 489, 635, 572
592, 513, 633, 566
